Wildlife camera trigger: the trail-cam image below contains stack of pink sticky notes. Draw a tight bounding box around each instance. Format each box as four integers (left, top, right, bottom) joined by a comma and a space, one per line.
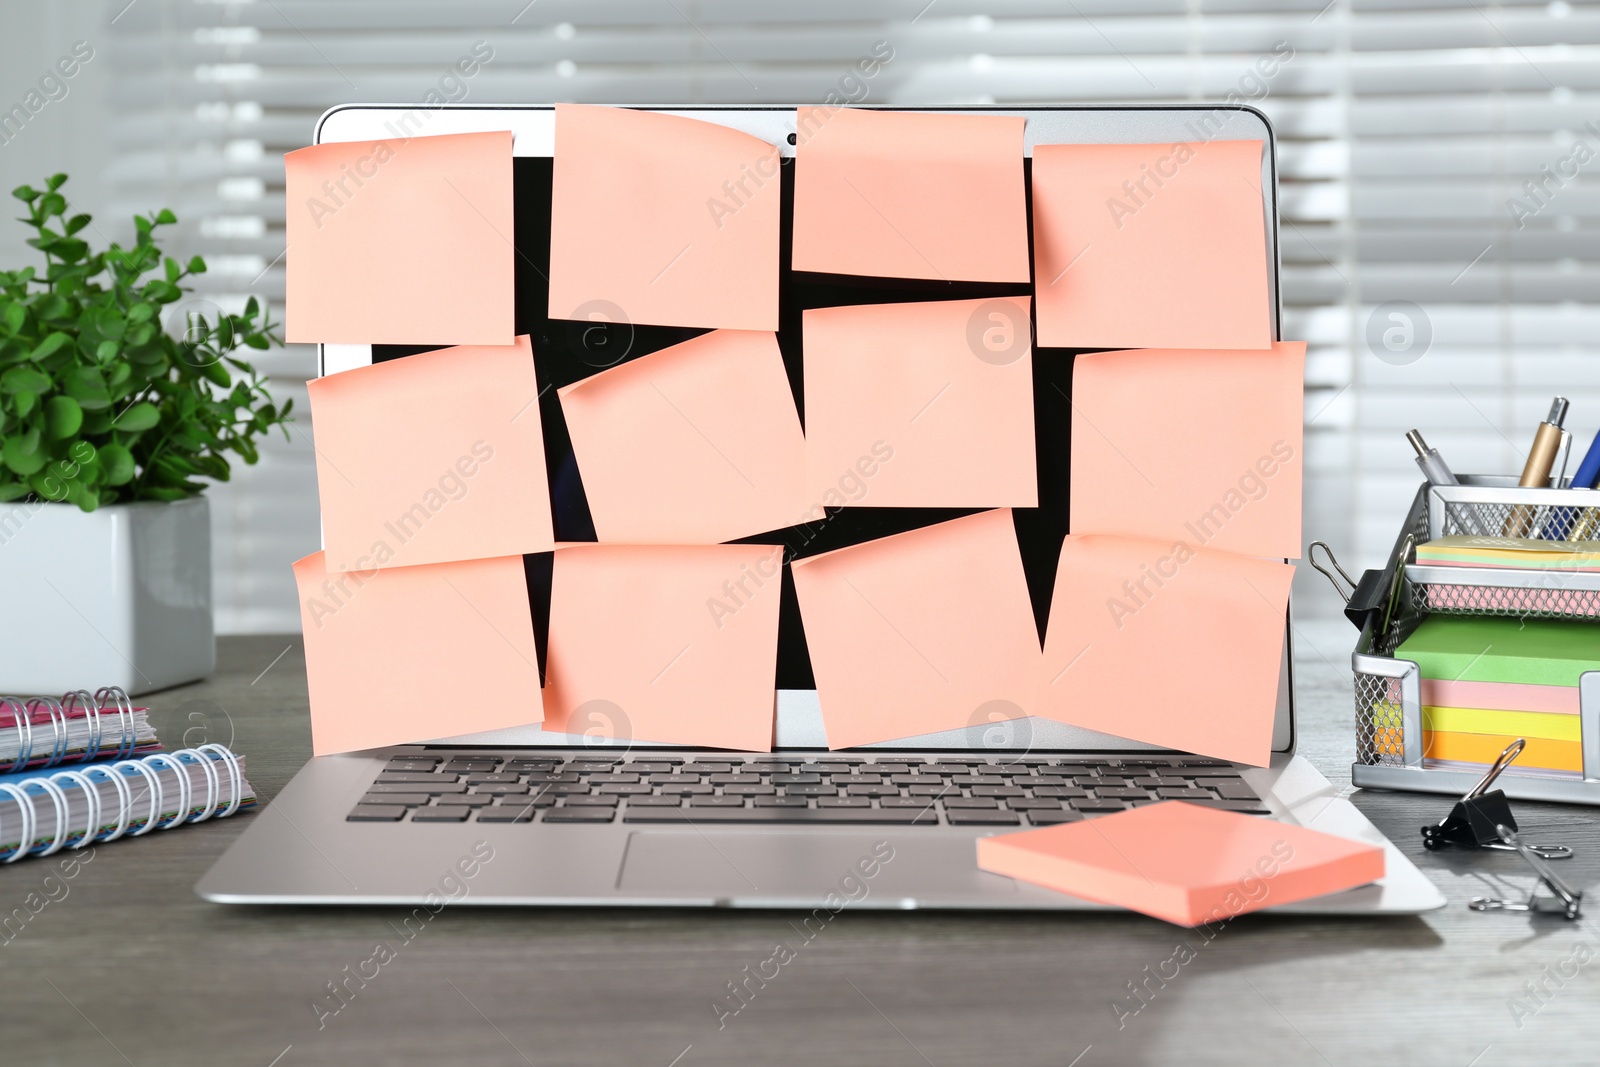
977, 802, 1386, 926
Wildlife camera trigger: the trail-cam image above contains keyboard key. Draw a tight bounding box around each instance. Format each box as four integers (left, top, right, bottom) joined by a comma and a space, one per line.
944, 797, 999, 809
1069, 799, 1128, 812
626, 796, 683, 807
526, 772, 581, 783
442, 762, 498, 774
844, 785, 900, 797
1213, 781, 1262, 801
410, 807, 471, 822
946, 810, 1020, 825
879, 797, 940, 809
889, 775, 928, 786
1007, 799, 1067, 810
385, 759, 440, 771
1133, 776, 1190, 788
906, 784, 954, 797
1032, 786, 1091, 799
1027, 811, 1084, 825
1177, 758, 1233, 767
753, 796, 809, 807
377, 771, 457, 784
655, 783, 714, 796
585, 773, 642, 785
543, 808, 616, 823
569, 760, 623, 771
782, 784, 838, 797
971, 786, 1027, 798
624, 807, 936, 825
1090, 777, 1132, 789
540, 783, 592, 795
744, 763, 793, 774
476, 807, 536, 822
722, 784, 776, 796
829, 775, 884, 786
564, 795, 619, 807
361, 792, 429, 807
772, 774, 822, 785
690, 796, 747, 808
1096, 787, 1154, 800
470, 783, 531, 795
595, 783, 653, 795
1157, 787, 1215, 800
872, 757, 925, 765
1053, 765, 1094, 777
681, 762, 733, 774
466, 773, 523, 784
709, 773, 762, 784
949, 775, 1005, 787
347, 805, 407, 821
817, 797, 871, 808
495, 795, 554, 809
434, 795, 495, 807
627, 762, 678, 773
368, 781, 467, 795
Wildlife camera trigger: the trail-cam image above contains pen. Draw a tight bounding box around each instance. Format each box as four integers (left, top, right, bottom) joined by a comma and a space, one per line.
1567, 426, 1600, 541
1407, 429, 1485, 536
1503, 396, 1569, 538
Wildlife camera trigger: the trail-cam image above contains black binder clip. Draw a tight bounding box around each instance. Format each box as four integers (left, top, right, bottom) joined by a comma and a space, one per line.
1469, 826, 1583, 920
1421, 739, 1572, 859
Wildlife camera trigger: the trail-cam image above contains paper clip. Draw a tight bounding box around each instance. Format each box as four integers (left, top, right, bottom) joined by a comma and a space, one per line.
1421, 739, 1572, 859
1469, 826, 1583, 920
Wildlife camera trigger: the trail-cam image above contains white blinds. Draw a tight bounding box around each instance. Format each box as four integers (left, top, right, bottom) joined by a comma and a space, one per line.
105, 0, 1599, 631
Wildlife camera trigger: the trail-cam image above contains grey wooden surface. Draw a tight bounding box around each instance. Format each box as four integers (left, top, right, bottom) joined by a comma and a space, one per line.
7, 624, 1599, 1067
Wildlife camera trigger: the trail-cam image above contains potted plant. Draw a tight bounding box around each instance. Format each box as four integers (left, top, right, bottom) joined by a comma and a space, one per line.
0, 174, 291, 695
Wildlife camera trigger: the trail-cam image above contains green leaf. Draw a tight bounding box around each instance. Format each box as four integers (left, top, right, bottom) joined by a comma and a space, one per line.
39, 193, 66, 218
164, 257, 180, 283
202, 361, 232, 387
98, 442, 135, 485
126, 302, 154, 323
187, 255, 207, 274
0, 480, 29, 502
43, 395, 82, 439
141, 486, 193, 502
3, 431, 46, 475
115, 400, 160, 432
1, 365, 50, 394
29, 331, 71, 361
46, 174, 67, 191
96, 340, 118, 361
14, 390, 35, 418
62, 366, 111, 409
64, 213, 90, 235
4, 303, 23, 333
11, 185, 38, 202
155, 208, 176, 225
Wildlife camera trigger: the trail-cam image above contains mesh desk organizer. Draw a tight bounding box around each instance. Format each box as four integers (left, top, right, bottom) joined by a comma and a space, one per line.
1323, 474, 1600, 806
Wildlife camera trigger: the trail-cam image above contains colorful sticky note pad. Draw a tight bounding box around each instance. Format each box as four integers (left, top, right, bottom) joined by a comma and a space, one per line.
542, 543, 784, 752
308, 336, 555, 572
1396, 616, 1600, 688
790, 510, 1042, 749
803, 298, 1037, 508
1039, 534, 1293, 767
976, 802, 1386, 927
293, 551, 542, 755
559, 330, 807, 544
548, 104, 781, 332
1069, 342, 1305, 559
285, 130, 514, 345
792, 107, 1029, 283
1032, 140, 1271, 350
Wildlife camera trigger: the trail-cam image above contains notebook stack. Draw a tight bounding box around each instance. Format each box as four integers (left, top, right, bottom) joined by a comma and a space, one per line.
1395, 616, 1600, 776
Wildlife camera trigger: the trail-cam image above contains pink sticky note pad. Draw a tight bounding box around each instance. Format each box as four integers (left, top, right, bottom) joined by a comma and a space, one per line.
1420, 679, 1581, 715
308, 336, 555, 571
559, 330, 807, 544
803, 298, 1037, 508
1070, 342, 1305, 559
548, 104, 780, 331
285, 130, 514, 345
792, 107, 1029, 283
1032, 140, 1271, 350
1039, 534, 1293, 767
790, 510, 1042, 750
293, 551, 542, 756
977, 802, 1385, 927
542, 543, 784, 752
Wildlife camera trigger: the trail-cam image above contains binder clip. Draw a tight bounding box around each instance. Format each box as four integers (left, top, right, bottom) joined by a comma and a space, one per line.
1469, 826, 1583, 920
1421, 739, 1572, 859
1309, 538, 1410, 644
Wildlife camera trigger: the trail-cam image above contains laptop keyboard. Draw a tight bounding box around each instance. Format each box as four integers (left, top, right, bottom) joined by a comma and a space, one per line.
346, 753, 1269, 827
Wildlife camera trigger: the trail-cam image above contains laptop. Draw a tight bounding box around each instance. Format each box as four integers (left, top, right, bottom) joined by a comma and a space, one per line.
198, 104, 1444, 914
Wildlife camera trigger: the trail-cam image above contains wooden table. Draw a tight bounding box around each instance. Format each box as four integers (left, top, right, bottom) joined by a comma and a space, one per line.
8, 628, 1598, 1067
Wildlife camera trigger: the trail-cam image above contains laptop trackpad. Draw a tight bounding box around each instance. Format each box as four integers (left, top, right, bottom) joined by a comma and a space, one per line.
616, 831, 1017, 900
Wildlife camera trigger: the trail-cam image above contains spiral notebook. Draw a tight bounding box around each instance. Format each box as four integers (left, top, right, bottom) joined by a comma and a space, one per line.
0, 745, 256, 862
0, 688, 160, 773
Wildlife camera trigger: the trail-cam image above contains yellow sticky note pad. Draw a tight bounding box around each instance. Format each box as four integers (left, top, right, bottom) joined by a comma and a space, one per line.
1039, 534, 1293, 767
791, 510, 1042, 750
542, 543, 784, 752
792, 107, 1029, 282
308, 336, 555, 572
285, 130, 514, 345
1032, 140, 1271, 350
803, 298, 1037, 509
559, 330, 807, 544
294, 551, 542, 756
549, 104, 781, 331
1069, 343, 1305, 559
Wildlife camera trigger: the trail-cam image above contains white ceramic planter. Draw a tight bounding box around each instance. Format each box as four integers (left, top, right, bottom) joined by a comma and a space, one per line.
0, 497, 214, 696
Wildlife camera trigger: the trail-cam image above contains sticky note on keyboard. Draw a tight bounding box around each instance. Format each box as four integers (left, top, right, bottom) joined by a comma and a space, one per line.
559, 330, 806, 543
308, 336, 555, 571
792, 107, 1029, 282
791, 509, 1042, 749
294, 551, 542, 755
285, 130, 514, 345
549, 104, 780, 332
977, 802, 1386, 927
1039, 534, 1293, 767
1032, 140, 1271, 350
803, 298, 1037, 508
542, 543, 784, 752
1069, 342, 1305, 559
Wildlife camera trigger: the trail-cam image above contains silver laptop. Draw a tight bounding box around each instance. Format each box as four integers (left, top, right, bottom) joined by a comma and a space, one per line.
198, 104, 1444, 914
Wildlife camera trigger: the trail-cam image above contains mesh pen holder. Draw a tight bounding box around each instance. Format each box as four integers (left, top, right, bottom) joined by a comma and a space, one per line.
1339, 477, 1600, 805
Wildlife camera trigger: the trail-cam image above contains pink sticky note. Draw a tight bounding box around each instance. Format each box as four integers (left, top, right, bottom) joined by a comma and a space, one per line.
803, 298, 1037, 508
308, 336, 554, 572
548, 104, 780, 331
1032, 140, 1271, 350
559, 330, 807, 544
977, 802, 1385, 927
792, 107, 1029, 283
1039, 534, 1293, 767
293, 551, 542, 755
542, 543, 784, 751
285, 130, 514, 345
1070, 342, 1305, 559
790, 510, 1042, 749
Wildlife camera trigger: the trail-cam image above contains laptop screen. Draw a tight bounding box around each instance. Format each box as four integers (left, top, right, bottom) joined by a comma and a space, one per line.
323, 105, 1290, 753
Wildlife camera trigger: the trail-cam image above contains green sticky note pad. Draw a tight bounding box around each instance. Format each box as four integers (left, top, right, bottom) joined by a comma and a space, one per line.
1396, 616, 1600, 687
